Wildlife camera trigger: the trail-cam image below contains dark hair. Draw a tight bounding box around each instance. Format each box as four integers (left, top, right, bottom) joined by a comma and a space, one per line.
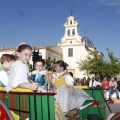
83, 77, 86, 80
69, 72, 73, 77
55, 60, 68, 70
114, 77, 117, 81
0, 54, 16, 64
17, 44, 32, 52
35, 59, 45, 66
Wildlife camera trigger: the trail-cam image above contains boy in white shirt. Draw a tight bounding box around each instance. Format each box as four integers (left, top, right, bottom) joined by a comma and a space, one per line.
0, 54, 15, 87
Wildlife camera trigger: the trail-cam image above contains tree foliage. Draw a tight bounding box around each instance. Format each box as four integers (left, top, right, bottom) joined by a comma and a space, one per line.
77, 49, 120, 77
45, 59, 55, 71
106, 49, 120, 76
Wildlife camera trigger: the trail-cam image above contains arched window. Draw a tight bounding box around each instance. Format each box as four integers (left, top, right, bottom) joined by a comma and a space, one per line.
67, 29, 70, 36
72, 29, 75, 35
70, 21, 72, 24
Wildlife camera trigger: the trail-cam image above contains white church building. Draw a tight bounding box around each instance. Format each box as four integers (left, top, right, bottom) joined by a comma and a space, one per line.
58, 15, 97, 78
0, 15, 100, 78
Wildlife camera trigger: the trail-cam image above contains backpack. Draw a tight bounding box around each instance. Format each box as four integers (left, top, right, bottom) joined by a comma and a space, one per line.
87, 114, 101, 120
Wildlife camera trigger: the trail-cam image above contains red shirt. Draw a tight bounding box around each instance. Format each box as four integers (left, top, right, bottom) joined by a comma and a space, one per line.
102, 80, 109, 89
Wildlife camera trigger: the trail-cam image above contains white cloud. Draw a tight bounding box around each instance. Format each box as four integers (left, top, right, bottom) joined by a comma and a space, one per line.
82, 0, 120, 14
72, 0, 120, 13
97, 0, 120, 14
98, 0, 120, 7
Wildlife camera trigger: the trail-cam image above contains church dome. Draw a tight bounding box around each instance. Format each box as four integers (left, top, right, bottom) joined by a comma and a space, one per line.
81, 36, 94, 47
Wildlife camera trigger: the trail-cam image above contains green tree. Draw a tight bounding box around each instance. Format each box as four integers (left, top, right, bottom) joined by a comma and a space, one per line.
77, 50, 104, 77
106, 48, 120, 77
45, 59, 55, 71
77, 49, 120, 78
27, 62, 34, 72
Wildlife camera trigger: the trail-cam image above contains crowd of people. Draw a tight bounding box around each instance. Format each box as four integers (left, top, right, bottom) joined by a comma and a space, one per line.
74, 76, 120, 100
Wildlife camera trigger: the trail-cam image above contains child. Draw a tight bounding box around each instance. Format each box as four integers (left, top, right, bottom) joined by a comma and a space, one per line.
6, 44, 38, 92
6, 44, 66, 120
0, 54, 15, 87
31, 59, 48, 86
51, 60, 93, 116
109, 77, 119, 100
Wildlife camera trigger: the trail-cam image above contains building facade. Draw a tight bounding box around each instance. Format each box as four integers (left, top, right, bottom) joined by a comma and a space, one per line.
58, 15, 96, 78
0, 46, 62, 66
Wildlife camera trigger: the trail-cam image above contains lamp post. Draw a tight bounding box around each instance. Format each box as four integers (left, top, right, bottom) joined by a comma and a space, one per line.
32, 47, 39, 70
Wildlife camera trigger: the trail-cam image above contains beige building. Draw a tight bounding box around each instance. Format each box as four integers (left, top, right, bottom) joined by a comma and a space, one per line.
58, 15, 97, 78
0, 15, 100, 78
0, 46, 62, 65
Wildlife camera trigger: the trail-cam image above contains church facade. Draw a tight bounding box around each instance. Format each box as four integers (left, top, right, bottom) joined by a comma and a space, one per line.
0, 15, 100, 78
58, 15, 96, 78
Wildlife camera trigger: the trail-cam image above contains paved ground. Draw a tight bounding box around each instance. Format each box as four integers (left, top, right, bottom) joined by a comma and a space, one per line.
106, 98, 120, 119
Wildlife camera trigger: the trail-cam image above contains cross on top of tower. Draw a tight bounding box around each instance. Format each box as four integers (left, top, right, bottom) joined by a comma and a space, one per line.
70, 11, 74, 16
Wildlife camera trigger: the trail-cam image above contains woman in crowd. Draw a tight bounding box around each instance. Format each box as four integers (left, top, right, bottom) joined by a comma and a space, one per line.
81, 77, 89, 86
102, 77, 109, 89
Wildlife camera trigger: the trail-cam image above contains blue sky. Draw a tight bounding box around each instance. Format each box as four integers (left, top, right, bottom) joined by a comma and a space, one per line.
0, 0, 120, 60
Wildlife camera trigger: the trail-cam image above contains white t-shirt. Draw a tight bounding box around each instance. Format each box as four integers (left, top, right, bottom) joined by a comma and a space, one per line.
89, 80, 101, 88
0, 71, 9, 86
6, 60, 29, 92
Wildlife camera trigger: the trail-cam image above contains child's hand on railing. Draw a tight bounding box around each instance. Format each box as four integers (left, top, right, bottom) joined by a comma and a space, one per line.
29, 83, 39, 90
18, 82, 39, 91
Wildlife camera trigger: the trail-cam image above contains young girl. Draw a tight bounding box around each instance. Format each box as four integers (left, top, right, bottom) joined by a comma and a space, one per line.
31, 59, 48, 86
6, 44, 38, 92
6, 44, 66, 120
0, 54, 15, 87
52, 60, 93, 116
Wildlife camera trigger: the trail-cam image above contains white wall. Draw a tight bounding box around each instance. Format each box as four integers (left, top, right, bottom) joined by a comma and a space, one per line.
61, 45, 89, 78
